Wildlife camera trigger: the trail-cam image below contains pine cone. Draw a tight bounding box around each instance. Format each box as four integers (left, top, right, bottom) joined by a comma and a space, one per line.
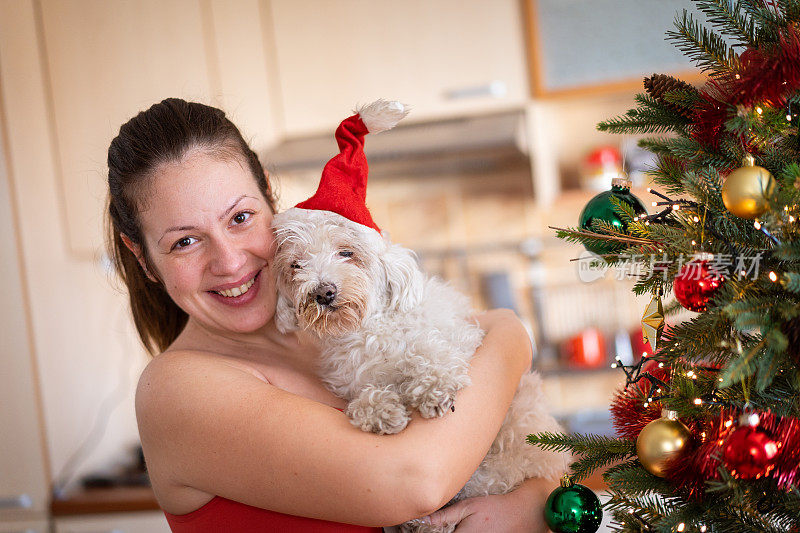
643, 74, 698, 119
782, 317, 800, 363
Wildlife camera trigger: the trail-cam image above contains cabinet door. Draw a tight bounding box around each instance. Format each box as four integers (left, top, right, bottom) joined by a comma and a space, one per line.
54, 512, 170, 533
35, 0, 280, 256
0, 89, 50, 527
0, 520, 50, 533
269, 0, 528, 135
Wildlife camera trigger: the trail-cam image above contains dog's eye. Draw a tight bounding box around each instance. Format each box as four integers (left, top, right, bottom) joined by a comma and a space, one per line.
290, 261, 301, 269
339, 251, 353, 258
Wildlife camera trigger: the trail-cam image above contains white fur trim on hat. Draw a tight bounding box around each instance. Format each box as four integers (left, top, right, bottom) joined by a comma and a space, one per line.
355, 99, 409, 133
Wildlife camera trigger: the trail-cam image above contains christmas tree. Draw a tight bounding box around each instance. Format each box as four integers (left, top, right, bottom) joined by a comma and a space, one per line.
528, 1, 800, 532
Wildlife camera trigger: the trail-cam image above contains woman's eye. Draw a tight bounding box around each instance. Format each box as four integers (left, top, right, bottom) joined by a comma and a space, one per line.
173, 237, 197, 250
232, 211, 252, 225
339, 251, 353, 258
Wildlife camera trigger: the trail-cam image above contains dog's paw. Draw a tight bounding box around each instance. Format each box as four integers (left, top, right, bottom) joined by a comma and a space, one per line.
417, 390, 456, 419
404, 373, 470, 419
346, 386, 411, 435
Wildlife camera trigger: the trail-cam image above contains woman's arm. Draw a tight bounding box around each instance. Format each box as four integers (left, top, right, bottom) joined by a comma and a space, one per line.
135, 309, 530, 527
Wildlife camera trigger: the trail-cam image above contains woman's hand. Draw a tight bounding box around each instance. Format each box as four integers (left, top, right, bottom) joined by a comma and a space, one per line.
422, 477, 554, 532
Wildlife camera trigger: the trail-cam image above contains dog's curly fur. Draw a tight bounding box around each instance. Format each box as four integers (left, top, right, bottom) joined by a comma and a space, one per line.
272, 208, 566, 532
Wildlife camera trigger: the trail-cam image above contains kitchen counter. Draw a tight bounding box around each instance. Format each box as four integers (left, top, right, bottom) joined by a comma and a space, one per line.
51, 486, 161, 516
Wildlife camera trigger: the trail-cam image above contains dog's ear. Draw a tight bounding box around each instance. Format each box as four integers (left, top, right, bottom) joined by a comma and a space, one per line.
274, 291, 300, 333
381, 243, 424, 313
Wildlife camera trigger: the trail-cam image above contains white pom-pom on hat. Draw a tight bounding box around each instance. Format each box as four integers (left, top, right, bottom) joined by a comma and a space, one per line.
355, 99, 409, 133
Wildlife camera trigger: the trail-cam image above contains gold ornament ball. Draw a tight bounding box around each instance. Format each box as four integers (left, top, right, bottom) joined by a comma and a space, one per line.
721, 154, 776, 219
636, 411, 692, 477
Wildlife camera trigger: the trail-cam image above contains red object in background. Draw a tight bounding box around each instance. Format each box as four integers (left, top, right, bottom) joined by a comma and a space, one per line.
629, 329, 652, 360
723, 423, 780, 479
630, 323, 671, 360
586, 146, 622, 167
562, 328, 606, 368
673, 259, 725, 312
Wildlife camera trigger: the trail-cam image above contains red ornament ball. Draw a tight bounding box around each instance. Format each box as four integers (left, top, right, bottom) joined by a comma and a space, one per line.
673, 259, 724, 312
722, 421, 780, 479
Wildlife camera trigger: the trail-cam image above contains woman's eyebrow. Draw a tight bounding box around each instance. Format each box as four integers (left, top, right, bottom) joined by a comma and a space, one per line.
218, 194, 250, 221
157, 195, 257, 245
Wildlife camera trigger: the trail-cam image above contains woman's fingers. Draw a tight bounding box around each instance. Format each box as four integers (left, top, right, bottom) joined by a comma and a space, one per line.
423, 499, 472, 528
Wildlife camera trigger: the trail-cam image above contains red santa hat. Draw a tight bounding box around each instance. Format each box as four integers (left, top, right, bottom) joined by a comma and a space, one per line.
294, 99, 408, 233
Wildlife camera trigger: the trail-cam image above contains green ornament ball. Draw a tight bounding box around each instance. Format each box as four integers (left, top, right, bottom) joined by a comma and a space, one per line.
578, 178, 648, 255
543, 479, 603, 533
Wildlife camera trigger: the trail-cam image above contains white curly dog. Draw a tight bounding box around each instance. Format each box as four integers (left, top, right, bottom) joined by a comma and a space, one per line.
272, 100, 564, 532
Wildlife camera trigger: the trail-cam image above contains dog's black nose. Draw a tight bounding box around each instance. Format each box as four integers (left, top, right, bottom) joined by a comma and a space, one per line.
313, 283, 337, 306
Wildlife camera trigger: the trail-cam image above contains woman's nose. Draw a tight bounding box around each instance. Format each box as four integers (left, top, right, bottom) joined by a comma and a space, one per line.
208, 236, 247, 276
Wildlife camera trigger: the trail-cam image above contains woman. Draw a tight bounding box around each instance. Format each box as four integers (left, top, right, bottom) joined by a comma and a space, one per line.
108, 98, 554, 531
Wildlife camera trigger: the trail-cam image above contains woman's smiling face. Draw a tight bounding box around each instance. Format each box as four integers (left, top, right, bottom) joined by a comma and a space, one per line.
136, 147, 277, 335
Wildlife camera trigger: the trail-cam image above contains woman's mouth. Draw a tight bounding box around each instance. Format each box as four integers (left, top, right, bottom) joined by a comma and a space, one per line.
214, 275, 257, 298
208, 270, 263, 306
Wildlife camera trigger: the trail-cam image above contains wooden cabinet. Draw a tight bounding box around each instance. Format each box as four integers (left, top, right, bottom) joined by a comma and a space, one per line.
0, 91, 50, 533
34, 0, 281, 257
54, 512, 170, 533
10, 0, 530, 254
267, 0, 529, 135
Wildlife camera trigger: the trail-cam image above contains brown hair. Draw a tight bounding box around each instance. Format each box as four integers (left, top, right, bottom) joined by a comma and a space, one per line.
106, 98, 276, 355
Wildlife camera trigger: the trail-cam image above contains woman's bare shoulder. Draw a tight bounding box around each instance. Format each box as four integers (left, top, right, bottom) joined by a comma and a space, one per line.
138, 349, 269, 395
134, 349, 272, 514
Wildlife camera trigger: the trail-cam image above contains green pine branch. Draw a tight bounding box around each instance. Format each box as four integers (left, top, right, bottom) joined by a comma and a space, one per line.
694, 0, 760, 48
667, 9, 739, 74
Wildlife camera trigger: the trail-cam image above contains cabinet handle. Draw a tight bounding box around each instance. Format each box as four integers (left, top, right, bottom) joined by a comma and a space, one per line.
444, 81, 508, 100
0, 493, 32, 509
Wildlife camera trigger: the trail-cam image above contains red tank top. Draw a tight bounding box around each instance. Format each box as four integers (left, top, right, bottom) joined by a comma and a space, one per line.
163, 494, 383, 532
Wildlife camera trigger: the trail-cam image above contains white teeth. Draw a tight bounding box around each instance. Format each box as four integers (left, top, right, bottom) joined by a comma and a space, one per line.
216, 276, 256, 298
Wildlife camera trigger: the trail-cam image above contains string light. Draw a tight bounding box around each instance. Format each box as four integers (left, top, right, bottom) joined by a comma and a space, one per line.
700, 526, 707, 533
694, 398, 703, 405
691, 240, 697, 246
725, 420, 733, 428
677, 523, 685, 532
754, 220, 762, 230
789, 215, 795, 223
692, 216, 700, 222
769, 271, 778, 282
756, 107, 763, 115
